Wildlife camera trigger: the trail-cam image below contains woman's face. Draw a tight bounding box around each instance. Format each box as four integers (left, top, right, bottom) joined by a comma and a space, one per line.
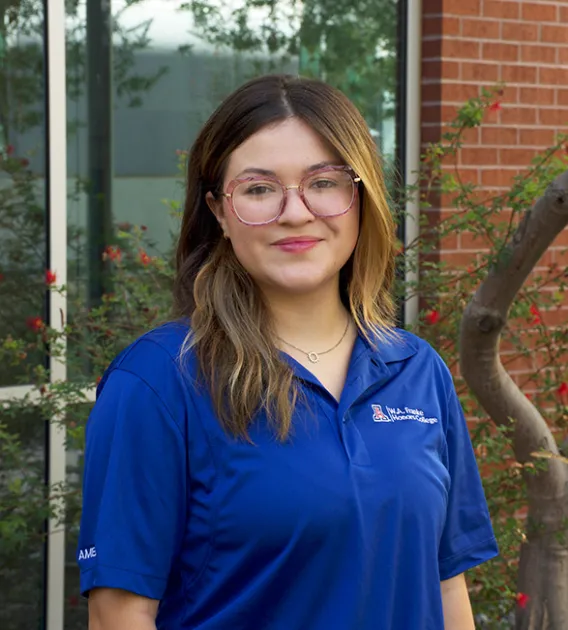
207, 118, 360, 298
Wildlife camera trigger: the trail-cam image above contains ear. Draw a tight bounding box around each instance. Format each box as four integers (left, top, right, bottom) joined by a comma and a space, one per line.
206, 191, 229, 238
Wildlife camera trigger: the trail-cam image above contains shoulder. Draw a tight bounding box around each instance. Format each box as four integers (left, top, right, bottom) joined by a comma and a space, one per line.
96, 320, 196, 400
374, 327, 454, 388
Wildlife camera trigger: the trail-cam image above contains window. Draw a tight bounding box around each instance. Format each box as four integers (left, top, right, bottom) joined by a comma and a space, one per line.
0, 1, 404, 627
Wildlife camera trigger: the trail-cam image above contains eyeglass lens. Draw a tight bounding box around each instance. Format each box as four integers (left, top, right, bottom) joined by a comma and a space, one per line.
232, 170, 355, 224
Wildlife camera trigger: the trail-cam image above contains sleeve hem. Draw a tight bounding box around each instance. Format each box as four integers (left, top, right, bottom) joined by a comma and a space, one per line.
439, 535, 499, 581
80, 563, 167, 600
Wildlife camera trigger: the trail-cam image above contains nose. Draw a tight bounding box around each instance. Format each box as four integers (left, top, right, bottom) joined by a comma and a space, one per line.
277, 186, 315, 225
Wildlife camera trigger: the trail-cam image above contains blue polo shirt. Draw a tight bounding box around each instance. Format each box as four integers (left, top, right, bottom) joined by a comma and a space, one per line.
78, 321, 498, 629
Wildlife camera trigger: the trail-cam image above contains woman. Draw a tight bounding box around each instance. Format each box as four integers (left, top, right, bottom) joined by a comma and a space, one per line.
78, 74, 498, 630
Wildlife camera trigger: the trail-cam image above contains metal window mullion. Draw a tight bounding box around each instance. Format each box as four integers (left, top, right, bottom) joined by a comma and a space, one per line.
45, 1, 68, 629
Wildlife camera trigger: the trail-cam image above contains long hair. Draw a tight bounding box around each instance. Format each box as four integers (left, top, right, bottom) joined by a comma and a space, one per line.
173, 74, 397, 440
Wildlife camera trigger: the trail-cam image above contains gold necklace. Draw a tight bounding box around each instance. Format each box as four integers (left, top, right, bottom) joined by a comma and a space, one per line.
277, 318, 350, 364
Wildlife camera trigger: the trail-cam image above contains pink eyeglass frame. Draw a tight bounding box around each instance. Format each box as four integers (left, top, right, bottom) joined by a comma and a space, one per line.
220, 165, 362, 226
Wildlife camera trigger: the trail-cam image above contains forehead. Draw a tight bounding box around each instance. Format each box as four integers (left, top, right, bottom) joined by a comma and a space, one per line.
224, 118, 341, 179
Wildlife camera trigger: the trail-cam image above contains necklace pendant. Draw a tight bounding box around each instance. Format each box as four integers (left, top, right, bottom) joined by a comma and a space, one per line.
307, 351, 320, 363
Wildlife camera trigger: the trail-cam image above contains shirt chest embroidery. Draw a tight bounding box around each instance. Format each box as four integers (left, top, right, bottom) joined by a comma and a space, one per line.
371, 404, 438, 425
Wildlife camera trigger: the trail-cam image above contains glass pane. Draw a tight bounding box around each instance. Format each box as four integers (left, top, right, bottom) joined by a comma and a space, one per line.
0, 406, 47, 630
61, 1, 402, 626
66, 0, 400, 331
0, 2, 47, 387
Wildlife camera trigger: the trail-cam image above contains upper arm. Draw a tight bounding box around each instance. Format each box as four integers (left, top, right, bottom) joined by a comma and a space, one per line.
438, 384, 499, 580
441, 573, 475, 630
89, 588, 159, 630
78, 367, 188, 600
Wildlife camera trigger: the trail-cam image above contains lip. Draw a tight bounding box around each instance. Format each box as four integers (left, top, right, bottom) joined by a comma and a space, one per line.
271, 236, 322, 253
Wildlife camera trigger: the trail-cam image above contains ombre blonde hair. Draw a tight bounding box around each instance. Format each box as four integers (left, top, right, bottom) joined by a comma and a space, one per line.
173, 74, 397, 440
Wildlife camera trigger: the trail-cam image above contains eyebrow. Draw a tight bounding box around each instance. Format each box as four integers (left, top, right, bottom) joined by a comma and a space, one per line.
236, 161, 341, 178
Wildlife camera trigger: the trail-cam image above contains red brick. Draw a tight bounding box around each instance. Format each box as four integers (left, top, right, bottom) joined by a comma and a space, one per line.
502, 22, 539, 42
442, 38, 481, 59
459, 230, 492, 250
423, 16, 460, 37
538, 109, 568, 126
561, 7, 568, 23
444, 0, 482, 16
481, 166, 519, 188
422, 124, 442, 144
558, 90, 568, 106
540, 67, 568, 86
499, 148, 539, 165
519, 87, 556, 106
519, 129, 557, 146
423, 39, 442, 59
541, 25, 568, 44
483, 1, 520, 19
461, 62, 499, 82
502, 107, 537, 125
483, 42, 519, 62
422, 60, 460, 81
441, 82, 480, 102
461, 147, 499, 165
521, 3, 558, 22
521, 45, 557, 64
440, 251, 480, 267
422, 104, 460, 126
462, 18, 501, 39
552, 229, 568, 247
422, 83, 442, 103
443, 17, 461, 36
502, 65, 538, 84
462, 126, 481, 145
481, 126, 518, 145
559, 48, 568, 65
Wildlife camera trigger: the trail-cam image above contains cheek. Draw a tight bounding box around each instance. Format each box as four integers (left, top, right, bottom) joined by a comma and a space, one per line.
225, 219, 266, 271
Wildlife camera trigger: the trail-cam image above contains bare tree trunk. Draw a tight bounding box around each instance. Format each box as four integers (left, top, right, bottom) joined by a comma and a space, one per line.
459, 171, 568, 629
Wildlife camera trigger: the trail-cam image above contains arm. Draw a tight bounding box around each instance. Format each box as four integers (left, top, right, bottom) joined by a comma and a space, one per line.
441, 573, 475, 630
89, 588, 159, 630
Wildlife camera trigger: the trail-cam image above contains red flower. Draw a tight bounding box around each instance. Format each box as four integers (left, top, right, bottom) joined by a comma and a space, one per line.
26, 316, 45, 332
516, 592, 530, 608
20, 157, 29, 167
558, 382, 568, 397
489, 101, 502, 112
103, 245, 122, 262
117, 222, 132, 231
139, 250, 151, 266
425, 309, 440, 325
525, 393, 532, 401
45, 269, 57, 285
95, 376, 102, 385
529, 304, 542, 325
6, 144, 14, 155
140, 225, 148, 232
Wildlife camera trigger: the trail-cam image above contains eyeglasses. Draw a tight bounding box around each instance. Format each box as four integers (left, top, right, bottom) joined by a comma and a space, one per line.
220, 165, 361, 226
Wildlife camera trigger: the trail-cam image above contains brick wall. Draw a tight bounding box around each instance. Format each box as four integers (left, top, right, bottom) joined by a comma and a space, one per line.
421, 0, 568, 391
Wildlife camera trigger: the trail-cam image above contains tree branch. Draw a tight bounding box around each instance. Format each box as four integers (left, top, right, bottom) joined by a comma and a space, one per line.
460, 170, 568, 499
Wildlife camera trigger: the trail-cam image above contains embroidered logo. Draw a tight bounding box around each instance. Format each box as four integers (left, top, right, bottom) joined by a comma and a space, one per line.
371, 404, 438, 425
78, 546, 97, 561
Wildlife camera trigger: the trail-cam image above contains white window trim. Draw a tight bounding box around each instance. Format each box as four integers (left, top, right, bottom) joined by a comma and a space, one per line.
45, 0, 68, 628
404, 0, 422, 326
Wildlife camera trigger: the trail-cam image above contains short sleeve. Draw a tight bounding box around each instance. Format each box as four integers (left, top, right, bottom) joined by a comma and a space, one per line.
438, 387, 499, 580
77, 368, 188, 599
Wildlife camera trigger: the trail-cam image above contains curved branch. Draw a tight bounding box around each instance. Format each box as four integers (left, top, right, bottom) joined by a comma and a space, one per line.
460, 170, 568, 499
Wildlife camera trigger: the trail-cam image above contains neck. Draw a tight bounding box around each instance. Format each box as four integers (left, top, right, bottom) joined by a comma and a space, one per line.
264, 282, 350, 349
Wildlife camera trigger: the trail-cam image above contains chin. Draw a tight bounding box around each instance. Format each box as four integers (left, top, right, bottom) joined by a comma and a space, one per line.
263, 269, 337, 295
